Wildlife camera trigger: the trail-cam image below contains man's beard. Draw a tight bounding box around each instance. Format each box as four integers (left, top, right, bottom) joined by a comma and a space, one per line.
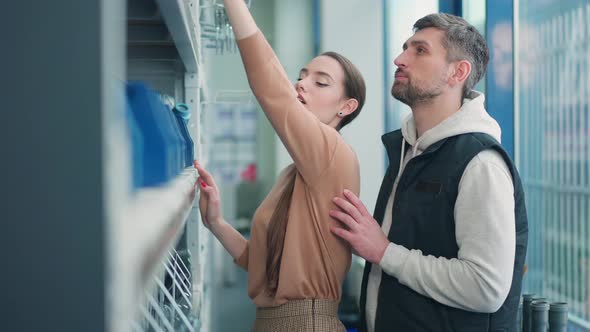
391, 78, 445, 107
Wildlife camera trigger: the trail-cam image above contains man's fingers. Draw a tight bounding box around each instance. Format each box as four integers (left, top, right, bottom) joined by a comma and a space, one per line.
330, 226, 353, 243
343, 189, 371, 217
329, 210, 359, 231
332, 196, 363, 222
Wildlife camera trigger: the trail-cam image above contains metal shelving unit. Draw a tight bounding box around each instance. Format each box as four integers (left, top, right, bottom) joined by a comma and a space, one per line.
4, 0, 244, 329
4, 0, 213, 331
118, 0, 213, 331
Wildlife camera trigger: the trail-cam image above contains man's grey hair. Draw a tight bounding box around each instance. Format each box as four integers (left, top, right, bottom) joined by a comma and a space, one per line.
414, 13, 489, 97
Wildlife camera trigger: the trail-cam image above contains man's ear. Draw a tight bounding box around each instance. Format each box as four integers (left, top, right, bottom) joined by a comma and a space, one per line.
340, 98, 359, 116
449, 60, 471, 88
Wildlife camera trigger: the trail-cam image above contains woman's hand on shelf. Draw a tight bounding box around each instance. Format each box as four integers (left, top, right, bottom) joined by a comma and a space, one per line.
194, 161, 248, 260
194, 161, 224, 230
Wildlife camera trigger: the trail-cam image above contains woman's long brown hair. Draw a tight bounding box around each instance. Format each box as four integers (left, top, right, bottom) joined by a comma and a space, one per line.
265, 165, 297, 295
265, 52, 366, 296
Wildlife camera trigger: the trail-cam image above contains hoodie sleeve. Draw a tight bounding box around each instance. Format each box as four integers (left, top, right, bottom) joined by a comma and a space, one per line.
378, 149, 516, 313
236, 31, 342, 183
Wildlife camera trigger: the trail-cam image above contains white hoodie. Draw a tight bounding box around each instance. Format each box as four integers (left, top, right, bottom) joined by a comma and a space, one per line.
366, 91, 516, 332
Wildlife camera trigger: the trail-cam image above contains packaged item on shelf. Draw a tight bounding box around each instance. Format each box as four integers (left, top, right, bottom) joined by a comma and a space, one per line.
531, 300, 549, 332
173, 103, 191, 122
161, 100, 186, 174
172, 104, 194, 167
126, 82, 180, 186
519, 294, 569, 332
125, 99, 144, 190
548, 302, 568, 332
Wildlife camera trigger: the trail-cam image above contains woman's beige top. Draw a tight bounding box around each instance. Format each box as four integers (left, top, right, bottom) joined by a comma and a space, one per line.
234, 31, 361, 308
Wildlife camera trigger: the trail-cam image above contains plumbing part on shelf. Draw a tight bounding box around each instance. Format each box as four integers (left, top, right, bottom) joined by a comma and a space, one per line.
531, 300, 549, 332
519, 294, 570, 332
200, 0, 253, 54
174, 103, 191, 122
548, 302, 568, 332
200, 89, 255, 105
200, 0, 252, 9
522, 293, 535, 332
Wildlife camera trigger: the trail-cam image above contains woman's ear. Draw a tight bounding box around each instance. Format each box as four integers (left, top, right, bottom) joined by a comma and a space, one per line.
340, 98, 359, 116
449, 60, 471, 88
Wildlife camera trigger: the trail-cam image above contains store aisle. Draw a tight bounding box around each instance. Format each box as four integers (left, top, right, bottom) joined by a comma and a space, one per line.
210, 259, 256, 332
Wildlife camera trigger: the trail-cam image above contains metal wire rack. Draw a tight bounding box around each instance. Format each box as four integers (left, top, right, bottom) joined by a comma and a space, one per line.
134, 249, 200, 332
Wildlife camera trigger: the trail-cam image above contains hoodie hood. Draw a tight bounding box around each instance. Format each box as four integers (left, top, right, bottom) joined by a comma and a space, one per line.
401, 90, 502, 157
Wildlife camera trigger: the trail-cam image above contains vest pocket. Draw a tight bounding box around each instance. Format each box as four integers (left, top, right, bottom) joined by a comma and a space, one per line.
415, 179, 443, 194
410, 179, 445, 204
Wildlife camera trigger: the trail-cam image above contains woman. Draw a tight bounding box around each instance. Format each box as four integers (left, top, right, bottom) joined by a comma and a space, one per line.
195, 0, 366, 330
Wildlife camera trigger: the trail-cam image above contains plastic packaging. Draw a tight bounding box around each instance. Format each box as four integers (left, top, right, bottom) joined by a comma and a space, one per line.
126, 82, 179, 186
172, 104, 194, 167
124, 99, 144, 190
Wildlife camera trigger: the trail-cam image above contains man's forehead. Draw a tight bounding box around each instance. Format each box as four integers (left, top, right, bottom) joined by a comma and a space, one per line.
405, 27, 445, 47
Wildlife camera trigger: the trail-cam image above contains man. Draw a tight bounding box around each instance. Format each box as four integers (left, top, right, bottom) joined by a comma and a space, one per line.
330, 13, 528, 332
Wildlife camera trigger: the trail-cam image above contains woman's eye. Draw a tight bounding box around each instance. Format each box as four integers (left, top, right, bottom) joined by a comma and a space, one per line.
316, 82, 329, 87
297, 78, 303, 81
417, 47, 426, 54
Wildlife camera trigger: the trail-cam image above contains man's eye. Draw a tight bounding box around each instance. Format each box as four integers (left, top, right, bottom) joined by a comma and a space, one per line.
297, 78, 303, 81
417, 47, 426, 54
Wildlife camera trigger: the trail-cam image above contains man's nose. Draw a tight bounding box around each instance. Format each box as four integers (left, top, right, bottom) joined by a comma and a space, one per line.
394, 51, 407, 68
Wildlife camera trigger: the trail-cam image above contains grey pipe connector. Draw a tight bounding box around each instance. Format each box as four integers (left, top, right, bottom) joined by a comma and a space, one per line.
522, 294, 536, 332
531, 301, 549, 332
549, 302, 568, 332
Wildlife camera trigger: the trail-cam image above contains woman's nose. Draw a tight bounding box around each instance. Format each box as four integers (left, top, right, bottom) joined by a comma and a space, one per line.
295, 78, 307, 92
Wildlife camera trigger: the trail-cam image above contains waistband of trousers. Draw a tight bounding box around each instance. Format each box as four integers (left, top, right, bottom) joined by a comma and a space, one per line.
255, 299, 340, 319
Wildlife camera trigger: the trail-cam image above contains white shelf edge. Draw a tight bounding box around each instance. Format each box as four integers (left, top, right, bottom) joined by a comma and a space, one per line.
111, 167, 199, 332
123, 167, 198, 275
155, 0, 201, 72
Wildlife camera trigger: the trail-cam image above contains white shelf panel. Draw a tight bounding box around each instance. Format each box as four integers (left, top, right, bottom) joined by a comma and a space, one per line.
111, 167, 198, 332
155, 0, 202, 72
123, 167, 198, 274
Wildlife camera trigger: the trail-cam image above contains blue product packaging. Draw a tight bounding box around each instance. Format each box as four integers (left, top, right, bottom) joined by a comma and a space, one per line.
173, 104, 194, 167
126, 82, 177, 186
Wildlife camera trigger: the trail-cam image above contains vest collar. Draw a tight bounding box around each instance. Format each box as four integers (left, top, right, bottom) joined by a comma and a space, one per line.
382, 130, 450, 165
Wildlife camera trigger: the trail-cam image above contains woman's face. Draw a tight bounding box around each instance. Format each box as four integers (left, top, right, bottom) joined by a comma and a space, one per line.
295, 55, 354, 127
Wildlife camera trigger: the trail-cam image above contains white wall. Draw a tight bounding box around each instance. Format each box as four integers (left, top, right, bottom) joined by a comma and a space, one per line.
320, 0, 385, 214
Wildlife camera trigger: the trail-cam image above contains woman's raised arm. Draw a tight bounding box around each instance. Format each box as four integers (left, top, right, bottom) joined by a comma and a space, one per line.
222, 0, 344, 183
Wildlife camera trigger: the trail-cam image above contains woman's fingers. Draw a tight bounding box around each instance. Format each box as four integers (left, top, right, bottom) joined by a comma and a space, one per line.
197, 176, 217, 195
195, 163, 215, 185
199, 181, 218, 199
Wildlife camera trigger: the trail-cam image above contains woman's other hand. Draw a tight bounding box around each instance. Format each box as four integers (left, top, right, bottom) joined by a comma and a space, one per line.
193, 161, 248, 261
194, 161, 223, 229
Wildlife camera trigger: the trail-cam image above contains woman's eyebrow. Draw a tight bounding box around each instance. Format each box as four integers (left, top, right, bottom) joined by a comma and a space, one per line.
299, 68, 334, 81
